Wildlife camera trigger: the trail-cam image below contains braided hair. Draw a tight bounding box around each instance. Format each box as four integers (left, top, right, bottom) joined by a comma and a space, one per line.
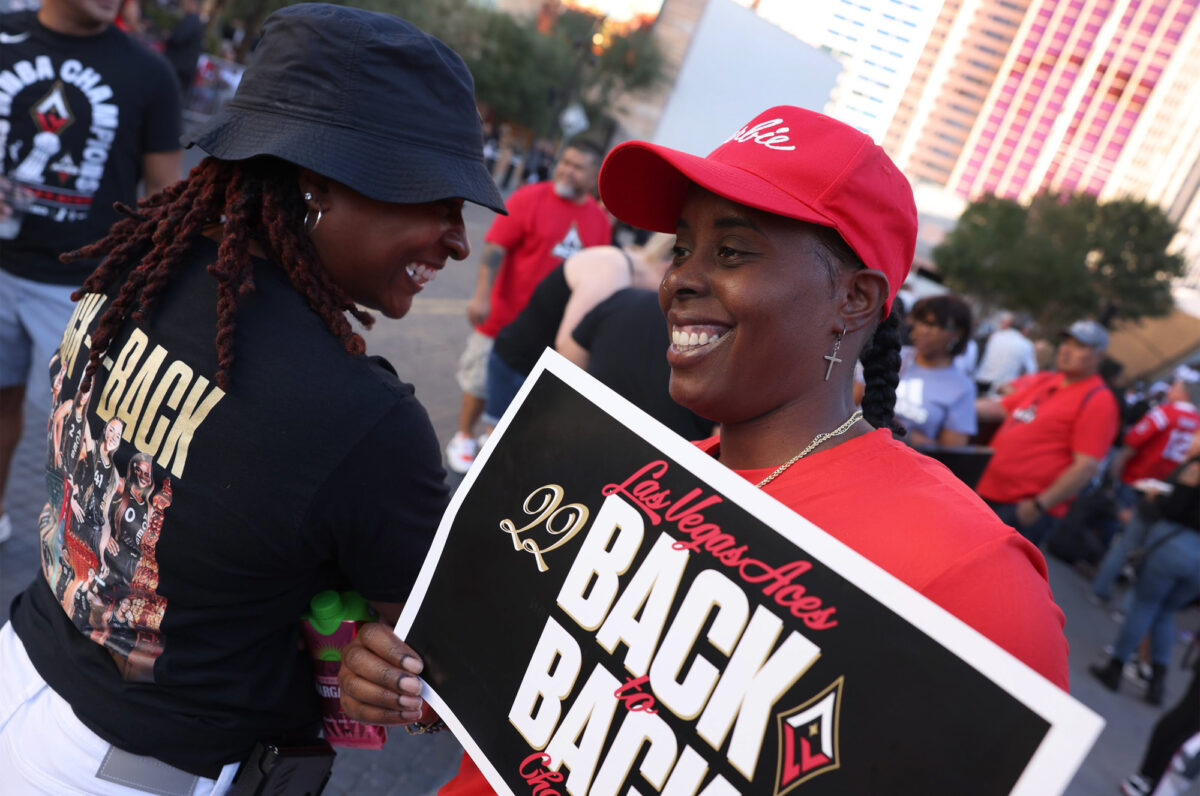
810, 225, 904, 434
859, 309, 904, 434
64, 157, 373, 393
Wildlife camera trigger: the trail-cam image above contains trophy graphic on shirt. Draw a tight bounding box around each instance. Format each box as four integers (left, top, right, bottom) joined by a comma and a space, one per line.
13, 81, 74, 185
12, 130, 62, 184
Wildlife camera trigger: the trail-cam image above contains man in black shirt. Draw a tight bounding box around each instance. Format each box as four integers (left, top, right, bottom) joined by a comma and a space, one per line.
0, 0, 182, 546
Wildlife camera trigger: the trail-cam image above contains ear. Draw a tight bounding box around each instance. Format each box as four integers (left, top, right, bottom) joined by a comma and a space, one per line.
296, 168, 332, 209
838, 269, 890, 335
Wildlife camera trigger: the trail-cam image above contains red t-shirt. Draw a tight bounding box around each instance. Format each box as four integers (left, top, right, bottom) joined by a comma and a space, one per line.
439, 430, 1069, 795
975, 372, 1120, 515
1122, 401, 1200, 483
476, 181, 612, 338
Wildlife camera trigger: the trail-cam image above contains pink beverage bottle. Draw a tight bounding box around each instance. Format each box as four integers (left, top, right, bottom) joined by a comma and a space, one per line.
300, 590, 387, 749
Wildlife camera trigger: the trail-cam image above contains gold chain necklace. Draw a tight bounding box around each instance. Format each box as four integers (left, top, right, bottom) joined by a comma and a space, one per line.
755, 409, 864, 488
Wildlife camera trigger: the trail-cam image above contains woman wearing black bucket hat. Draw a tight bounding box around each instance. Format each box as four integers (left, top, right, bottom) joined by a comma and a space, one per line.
338, 107, 1070, 795
0, 4, 501, 792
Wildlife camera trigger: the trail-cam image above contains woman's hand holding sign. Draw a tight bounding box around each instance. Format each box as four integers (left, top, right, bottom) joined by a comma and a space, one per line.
339, 621, 428, 726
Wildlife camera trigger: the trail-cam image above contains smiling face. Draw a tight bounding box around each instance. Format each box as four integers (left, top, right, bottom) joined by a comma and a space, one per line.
660, 188, 842, 424
306, 179, 470, 320
104, 418, 124, 452
131, 458, 153, 490
552, 146, 601, 202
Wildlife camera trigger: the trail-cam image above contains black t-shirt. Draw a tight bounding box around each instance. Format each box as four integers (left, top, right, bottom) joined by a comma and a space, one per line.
0, 11, 181, 284
492, 263, 570, 375
11, 237, 448, 776
573, 288, 713, 440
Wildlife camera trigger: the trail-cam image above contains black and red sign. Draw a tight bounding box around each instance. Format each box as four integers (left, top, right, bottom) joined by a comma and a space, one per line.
397, 354, 1101, 795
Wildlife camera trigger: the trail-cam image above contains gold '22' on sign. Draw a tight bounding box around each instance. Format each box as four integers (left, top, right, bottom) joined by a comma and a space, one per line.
500, 485, 590, 572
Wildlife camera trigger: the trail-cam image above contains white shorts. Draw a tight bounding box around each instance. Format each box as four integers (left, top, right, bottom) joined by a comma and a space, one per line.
455, 330, 494, 400
0, 269, 77, 411
0, 622, 238, 795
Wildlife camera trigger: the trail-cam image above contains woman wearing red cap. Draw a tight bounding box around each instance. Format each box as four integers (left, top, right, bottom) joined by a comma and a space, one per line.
339, 107, 1069, 794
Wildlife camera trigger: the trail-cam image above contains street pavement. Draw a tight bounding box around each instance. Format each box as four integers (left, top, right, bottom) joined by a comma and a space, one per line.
1, 193, 1197, 794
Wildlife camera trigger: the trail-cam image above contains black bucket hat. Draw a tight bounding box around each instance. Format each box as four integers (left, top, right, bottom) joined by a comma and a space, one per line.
184, 3, 506, 214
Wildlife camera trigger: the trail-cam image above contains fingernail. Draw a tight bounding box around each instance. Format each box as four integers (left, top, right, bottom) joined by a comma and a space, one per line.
398, 675, 420, 693
401, 655, 424, 674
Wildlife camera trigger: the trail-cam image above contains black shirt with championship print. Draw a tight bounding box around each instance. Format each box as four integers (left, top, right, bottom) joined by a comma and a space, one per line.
0, 11, 181, 284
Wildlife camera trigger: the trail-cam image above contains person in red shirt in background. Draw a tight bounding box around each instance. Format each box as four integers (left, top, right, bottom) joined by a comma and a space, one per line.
1091, 366, 1200, 603
975, 320, 1121, 546
445, 142, 612, 473
1114, 368, 1200, 488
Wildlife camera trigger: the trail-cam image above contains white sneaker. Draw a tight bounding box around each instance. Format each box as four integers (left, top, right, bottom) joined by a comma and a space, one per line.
445, 432, 479, 474
1122, 661, 1149, 690
0, 513, 11, 545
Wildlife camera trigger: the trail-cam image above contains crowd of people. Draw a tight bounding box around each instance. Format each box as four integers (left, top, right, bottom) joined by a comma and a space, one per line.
0, 3, 1198, 796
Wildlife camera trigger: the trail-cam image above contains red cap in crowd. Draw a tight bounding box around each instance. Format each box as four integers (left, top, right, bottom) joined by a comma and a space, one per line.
598, 106, 918, 312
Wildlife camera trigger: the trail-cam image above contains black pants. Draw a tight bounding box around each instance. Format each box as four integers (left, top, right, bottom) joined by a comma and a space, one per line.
1139, 661, 1200, 782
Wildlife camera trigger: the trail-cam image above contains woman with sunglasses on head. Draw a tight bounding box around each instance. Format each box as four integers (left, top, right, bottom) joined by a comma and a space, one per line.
895, 293, 978, 447
338, 107, 1069, 794
0, 5, 504, 792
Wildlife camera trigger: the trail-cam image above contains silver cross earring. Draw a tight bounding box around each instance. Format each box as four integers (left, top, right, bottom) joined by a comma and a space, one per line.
824, 325, 846, 381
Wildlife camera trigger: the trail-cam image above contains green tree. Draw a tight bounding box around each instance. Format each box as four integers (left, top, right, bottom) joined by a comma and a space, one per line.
459, 6, 664, 136
212, 0, 664, 137
933, 192, 1184, 334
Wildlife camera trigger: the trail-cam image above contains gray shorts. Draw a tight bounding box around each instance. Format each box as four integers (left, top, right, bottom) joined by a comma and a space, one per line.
0, 269, 77, 411
456, 330, 493, 399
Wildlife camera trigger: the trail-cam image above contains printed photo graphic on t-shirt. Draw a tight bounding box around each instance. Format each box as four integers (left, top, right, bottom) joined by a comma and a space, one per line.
397, 352, 1103, 796
550, 221, 584, 261
37, 295, 224, 682
894, 375, 929, 425
1, 55, 119, 223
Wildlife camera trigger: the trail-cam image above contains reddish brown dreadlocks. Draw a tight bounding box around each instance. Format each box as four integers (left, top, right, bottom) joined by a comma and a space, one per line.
63, 156, 375, 392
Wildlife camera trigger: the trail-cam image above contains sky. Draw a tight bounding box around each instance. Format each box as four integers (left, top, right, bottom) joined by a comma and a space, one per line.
562, 0, 667, 23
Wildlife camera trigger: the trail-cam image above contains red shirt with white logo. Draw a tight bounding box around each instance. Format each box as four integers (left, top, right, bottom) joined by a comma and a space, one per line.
1122, 401, 1200, 483
477, 181, 612, 338
976, 372, 1120, 516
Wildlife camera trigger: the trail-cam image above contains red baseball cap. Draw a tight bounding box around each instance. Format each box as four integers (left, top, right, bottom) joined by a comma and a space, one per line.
598, 106, 917, 313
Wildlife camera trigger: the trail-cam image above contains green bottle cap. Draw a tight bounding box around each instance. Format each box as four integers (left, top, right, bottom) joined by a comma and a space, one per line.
308, 590, 344, 635
340, 591, 371, 622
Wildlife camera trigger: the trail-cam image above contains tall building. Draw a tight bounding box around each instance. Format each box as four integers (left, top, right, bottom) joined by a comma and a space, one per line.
948, 0, 1200, 201
884, 0, 1200, 283
1101, 4, 1200, 284
737, 0, 943, 142
1100, 5, 1200, 213
885, 0, 1031, 187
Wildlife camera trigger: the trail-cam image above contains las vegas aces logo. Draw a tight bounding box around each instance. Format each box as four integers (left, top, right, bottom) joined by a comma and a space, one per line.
774, 677, 844, 794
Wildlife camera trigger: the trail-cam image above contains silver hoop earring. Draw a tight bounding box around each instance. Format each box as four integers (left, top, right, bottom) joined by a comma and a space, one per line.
824, 324, 846, 381
304, 206, 323, 234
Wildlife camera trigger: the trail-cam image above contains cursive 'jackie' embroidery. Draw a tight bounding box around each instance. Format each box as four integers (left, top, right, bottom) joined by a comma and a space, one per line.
727, 118, 797, 151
